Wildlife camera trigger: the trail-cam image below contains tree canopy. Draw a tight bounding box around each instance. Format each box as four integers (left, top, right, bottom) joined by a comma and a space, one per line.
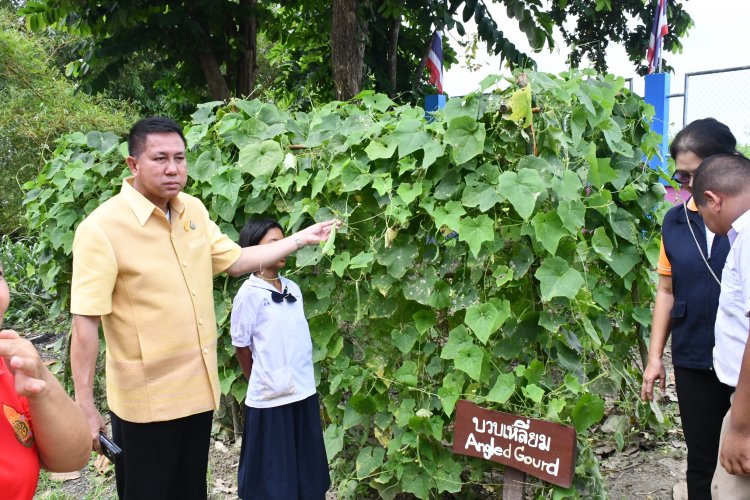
549, 0, 693, 74
21, 0, 693, 106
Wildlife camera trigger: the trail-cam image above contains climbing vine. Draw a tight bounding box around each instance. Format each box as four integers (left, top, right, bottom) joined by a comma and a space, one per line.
24, 69, 668, 498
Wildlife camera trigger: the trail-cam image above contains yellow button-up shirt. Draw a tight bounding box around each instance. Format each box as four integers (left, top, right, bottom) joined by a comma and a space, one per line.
71, 178, 241, 423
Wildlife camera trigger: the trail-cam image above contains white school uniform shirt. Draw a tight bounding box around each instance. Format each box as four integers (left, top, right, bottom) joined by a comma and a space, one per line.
713, 209, 750, 387
230, 274, 316, 408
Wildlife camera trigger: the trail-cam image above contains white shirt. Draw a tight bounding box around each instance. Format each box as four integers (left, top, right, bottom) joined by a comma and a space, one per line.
713, 209, 750, 387
706, 227, 715, 256
230, 274, 316, 408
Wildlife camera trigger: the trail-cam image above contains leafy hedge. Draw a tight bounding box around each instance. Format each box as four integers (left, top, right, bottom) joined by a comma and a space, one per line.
25, 70, 667, 498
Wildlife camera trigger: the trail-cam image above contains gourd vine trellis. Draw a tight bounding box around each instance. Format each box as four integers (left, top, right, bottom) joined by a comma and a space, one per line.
24, 69, 669, 498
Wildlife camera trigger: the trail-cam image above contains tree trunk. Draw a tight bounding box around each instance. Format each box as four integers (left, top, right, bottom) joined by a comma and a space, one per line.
237, 0, 257, 97
196, 42, 232, 101
386, 12, 400, 97
331, 0, 368, 100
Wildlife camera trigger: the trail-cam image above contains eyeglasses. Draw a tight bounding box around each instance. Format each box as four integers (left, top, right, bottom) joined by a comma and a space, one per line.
671, 170, 694, 184
270, 286, 297, 303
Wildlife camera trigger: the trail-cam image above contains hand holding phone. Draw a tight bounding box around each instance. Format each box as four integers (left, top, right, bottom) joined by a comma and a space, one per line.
98, 433, 123, 462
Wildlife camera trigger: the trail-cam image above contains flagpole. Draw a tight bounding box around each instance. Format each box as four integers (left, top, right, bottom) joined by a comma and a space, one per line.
424, 29, 446, 120
644, 0, 670, 174
658, 0, 666, 73
659, 46, 663, 74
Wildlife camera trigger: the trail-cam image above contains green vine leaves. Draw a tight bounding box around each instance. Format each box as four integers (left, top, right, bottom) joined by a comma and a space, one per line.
23, 70, 666, 498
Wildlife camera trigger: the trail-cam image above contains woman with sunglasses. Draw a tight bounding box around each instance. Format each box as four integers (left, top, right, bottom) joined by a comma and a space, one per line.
230, 217, 330, 500
642, 118, 741, 499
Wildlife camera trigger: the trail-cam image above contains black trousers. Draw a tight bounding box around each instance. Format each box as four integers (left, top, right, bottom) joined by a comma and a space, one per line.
674, 366, 733, 500
111, 410, 213, 500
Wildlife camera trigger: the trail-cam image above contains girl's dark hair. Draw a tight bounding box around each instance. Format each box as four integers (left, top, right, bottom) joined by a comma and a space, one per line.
670, 118, 738, 160
239, 217, 283, 248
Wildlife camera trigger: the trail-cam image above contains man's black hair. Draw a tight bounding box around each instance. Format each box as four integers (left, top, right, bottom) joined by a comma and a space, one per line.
239, 217, 283, 248
128, 116, 187, 157
670, 118, 738, 160
693, 154, 750, 206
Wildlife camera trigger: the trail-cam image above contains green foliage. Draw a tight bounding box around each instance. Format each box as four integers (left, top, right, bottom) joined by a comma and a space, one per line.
20, 0, 286, 103
25, 70, 666, 497
0, 6, 133, 236
0, 235, 65, 332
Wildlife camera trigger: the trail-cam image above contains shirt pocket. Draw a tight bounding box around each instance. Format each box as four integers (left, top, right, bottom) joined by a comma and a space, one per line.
671, 299, 686, 319
254, 366, 295, 400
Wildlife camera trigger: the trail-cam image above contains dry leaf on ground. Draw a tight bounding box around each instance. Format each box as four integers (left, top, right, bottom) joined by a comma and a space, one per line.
213, 478, 234, 494
47, 471, 81, 482
93, 454, 112, 474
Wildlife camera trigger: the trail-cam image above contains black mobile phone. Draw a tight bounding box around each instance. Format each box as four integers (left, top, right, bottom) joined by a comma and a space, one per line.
98, 433, 123, 462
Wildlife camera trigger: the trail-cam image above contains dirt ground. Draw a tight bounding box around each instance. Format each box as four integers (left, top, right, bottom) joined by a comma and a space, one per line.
603, 442, 687, 500
35, 438, 687, 500
31, 333, 688, 500
35, 393, 688, 500
600, 367, 688, 500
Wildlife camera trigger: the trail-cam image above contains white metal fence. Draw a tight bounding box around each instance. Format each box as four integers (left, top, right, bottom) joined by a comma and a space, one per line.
668, 65, 750, 144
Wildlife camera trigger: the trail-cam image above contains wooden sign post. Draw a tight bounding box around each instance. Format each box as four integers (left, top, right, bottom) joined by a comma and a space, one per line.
452, 400, 577, 497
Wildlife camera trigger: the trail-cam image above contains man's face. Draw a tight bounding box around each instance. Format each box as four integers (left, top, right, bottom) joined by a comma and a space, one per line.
697, 194, 731, 236
127, 132, 187, 210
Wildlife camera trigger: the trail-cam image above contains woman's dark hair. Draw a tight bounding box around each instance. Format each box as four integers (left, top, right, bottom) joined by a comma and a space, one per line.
670, 118, 738, 160
239, 217, 283, 248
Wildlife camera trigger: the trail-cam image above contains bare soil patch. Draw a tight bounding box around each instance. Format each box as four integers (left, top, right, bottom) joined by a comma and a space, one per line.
601, 360, 687, 500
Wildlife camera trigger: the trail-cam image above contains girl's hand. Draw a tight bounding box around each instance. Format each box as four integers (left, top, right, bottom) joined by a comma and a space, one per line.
297, 219, 340, 246
0, 330, 49, 397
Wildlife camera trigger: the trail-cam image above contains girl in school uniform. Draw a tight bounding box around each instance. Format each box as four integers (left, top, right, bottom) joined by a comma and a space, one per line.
231, 217, 330, 500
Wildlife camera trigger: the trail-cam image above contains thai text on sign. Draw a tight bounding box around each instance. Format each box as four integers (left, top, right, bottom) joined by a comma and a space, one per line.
452, 400, 577, 488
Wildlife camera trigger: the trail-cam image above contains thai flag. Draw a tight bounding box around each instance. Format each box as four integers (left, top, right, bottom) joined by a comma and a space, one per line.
427, 31, 444, 94
646, 0, 668, 74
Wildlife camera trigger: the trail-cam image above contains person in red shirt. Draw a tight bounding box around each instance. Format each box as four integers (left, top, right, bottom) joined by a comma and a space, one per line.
0, 260, 91, 499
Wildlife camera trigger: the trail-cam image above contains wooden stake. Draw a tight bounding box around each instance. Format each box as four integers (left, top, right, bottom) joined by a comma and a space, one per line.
502, 467, 526, 500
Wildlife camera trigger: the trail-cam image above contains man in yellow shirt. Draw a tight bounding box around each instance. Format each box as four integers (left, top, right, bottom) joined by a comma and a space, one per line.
70, 116, 336, 500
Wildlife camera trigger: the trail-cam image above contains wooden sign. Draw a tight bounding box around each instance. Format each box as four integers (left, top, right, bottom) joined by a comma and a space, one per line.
452, 400, 577, 488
